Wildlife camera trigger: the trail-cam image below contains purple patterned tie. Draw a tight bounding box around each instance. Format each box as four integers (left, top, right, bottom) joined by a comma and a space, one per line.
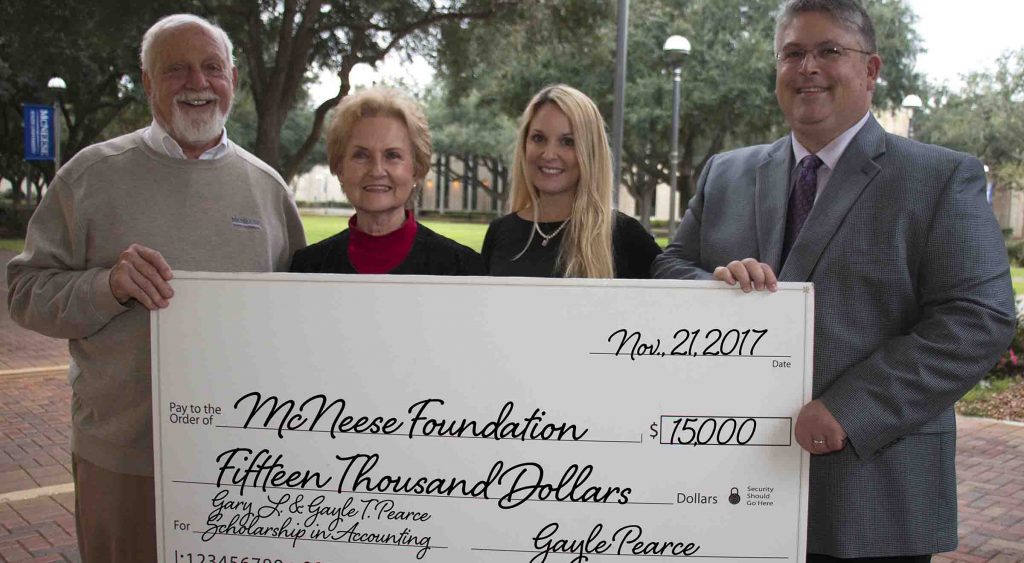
782, 154, 823, 265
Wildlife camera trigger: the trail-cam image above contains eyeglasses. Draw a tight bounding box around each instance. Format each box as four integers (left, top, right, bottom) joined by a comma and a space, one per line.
775, 44, 874, 66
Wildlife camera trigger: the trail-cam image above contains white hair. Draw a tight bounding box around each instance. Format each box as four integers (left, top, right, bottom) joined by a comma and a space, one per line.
139, 14, 234, 72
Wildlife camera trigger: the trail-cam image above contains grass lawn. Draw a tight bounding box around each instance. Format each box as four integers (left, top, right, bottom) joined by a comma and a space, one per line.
301, 215, 350, 245
961, 377, 1018, 405
420, 220, 489, 251
1013, 266, 1024, 295
300, 215, 491, 251
0, 239, 24, 252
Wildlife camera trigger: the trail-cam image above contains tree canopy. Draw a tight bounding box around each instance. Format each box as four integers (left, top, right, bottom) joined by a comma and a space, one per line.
0, 1, 186, 195
917, 49, 1024, 189
206, 0, 515, 182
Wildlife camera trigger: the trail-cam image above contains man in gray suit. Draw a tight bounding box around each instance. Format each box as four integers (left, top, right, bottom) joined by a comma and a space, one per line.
652, 0, 1015, 560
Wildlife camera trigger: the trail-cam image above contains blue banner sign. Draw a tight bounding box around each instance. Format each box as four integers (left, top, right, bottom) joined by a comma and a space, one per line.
24, 104, 55, 161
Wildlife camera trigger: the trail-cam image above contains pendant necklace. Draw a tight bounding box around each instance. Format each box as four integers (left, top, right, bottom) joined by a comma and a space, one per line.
534, 219, 568, 246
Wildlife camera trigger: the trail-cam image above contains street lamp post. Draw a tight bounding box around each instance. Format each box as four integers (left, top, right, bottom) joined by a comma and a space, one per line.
984, 164, 993, 204
47, 76, 67, 170
663, 35, 691, 239
901, 94, 922, 140
611, 0, 629, 211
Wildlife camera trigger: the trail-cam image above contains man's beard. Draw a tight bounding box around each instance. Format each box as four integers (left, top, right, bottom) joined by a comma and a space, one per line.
166, 90, 231, 146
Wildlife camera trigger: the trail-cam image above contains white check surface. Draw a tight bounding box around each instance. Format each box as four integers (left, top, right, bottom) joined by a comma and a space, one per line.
152, 273, 812, 562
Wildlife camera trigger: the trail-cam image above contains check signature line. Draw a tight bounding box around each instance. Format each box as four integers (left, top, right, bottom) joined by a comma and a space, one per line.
213, 425, 642, 444
470, 548, 787, 559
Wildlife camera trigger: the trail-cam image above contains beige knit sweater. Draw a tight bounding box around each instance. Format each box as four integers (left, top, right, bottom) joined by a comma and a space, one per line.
7, 129, 306, 475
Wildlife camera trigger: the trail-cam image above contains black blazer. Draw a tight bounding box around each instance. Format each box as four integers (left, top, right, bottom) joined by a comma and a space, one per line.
289, 222, 485, 275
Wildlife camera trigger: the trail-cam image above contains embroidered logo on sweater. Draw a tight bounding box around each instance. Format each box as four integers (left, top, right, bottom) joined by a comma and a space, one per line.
231, 216, 263, 230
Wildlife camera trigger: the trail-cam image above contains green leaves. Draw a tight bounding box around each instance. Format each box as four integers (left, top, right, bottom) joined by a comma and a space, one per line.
0, 0, 191, 188
918, 49, 1024, 175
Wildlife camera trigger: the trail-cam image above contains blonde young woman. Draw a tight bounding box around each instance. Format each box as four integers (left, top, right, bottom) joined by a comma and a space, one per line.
481, 84, 661, 278
290, 87, 483, 275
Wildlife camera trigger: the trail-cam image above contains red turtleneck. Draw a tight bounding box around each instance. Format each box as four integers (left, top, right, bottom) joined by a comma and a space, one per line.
347, 211, 418, 274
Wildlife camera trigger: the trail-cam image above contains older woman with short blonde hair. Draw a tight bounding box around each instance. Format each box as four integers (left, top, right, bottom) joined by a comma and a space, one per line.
290, 87, 483, 275
325, 88, 433, 181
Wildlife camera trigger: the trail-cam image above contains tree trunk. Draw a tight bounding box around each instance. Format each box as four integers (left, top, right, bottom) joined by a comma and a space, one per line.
255, 103, 287, 173
639, 188, 653, 231
239, 0, 323, 181
634, 170, 652, 231
6, 173, 25, 204
33, 172, 45, 204
281, 71, 351, 183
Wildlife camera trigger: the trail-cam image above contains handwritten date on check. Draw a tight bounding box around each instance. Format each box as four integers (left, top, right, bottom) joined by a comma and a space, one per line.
153, 274, 812, 562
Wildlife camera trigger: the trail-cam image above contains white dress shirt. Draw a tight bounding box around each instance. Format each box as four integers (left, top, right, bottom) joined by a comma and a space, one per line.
791, 111, 872, 201
143, 120, 230, 160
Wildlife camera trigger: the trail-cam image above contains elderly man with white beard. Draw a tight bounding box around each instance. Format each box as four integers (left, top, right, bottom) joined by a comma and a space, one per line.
6, 14, 305, 562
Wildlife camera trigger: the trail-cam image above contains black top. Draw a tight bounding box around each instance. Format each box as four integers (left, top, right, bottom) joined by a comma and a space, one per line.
289, 222, 485, 275
481, 211, 662, 278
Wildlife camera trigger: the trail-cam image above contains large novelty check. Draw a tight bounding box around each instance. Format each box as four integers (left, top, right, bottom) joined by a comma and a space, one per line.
152, 273, 813, 563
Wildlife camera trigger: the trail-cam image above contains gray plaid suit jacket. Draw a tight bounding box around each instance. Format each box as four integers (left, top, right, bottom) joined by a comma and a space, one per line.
652, 116, 1016, 557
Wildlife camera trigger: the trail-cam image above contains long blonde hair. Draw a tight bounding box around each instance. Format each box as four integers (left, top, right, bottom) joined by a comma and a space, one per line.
509, 85, 614, 278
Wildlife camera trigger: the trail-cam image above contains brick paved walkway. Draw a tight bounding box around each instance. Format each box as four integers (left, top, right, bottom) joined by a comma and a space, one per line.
938, 418, 1024, 562
0, 372, 71, 496
0, 493, 78, 562
0, 370, 77, 562
0, 250, 70, 373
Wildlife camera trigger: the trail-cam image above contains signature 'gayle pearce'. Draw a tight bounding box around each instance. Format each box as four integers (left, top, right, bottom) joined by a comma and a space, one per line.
335, 453, 631, 509
531, 522, 701, 562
